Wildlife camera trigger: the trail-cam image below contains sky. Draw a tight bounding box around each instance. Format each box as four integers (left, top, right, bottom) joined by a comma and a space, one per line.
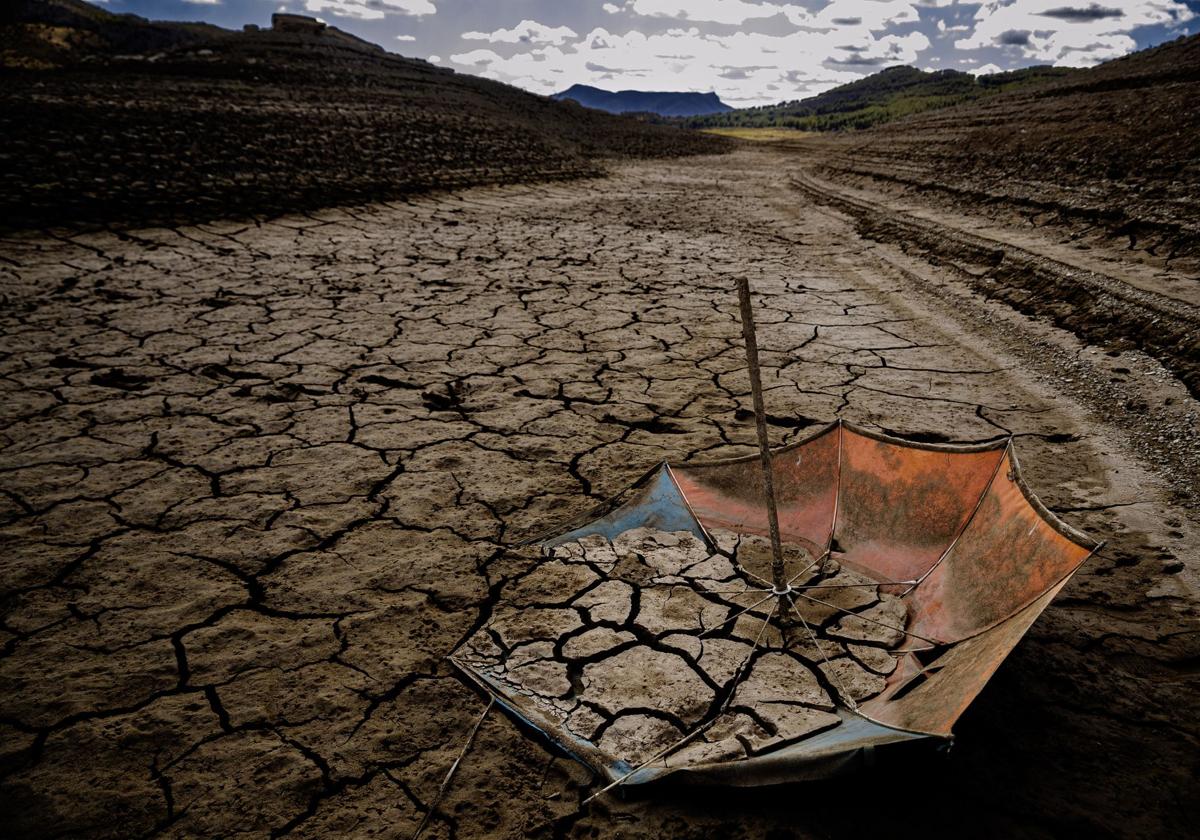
95, 1, 1200, 106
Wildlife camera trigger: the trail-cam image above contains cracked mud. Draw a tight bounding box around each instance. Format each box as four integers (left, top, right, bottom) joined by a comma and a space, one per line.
458, 530, 896, 769
1, 147, 1197, 839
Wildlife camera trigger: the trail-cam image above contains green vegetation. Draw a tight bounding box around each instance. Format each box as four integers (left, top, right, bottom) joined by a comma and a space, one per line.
682, 65, 1075, 132
699, 127, 814, 141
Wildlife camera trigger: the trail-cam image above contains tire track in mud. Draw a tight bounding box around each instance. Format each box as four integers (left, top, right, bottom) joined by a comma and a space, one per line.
787, 170, 1200, 399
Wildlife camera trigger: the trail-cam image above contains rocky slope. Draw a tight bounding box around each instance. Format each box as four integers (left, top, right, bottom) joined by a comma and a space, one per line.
0, 2, 728, 230
682, 64, 1072, 131
802, 34, 1200, 273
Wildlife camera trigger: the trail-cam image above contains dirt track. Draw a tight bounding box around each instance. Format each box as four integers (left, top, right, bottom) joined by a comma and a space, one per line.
1, 146, 1197, 839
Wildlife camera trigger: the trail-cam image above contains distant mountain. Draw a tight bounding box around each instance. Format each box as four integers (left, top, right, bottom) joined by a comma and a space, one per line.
554, 84, 732, 117
0, 1, 728, 229
682, 64, 1074, 131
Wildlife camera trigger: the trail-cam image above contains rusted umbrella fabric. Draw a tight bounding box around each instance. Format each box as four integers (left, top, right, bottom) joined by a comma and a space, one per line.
450, 420, 1101, 787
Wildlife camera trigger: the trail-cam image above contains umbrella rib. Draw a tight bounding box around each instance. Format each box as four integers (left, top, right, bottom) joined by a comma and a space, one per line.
737, 564, 775, 589
699, 591, 777, 637
791, 580, 917, 590
793, 591, 942, 646
411, 696, 495, 840
583, 601, 778, 804
785, 549, 831, 586
785, 594, 858, 710
719, 598, 778, 710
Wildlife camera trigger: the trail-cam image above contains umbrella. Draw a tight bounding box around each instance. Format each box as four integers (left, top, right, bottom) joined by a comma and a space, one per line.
445, 279, 1102, 797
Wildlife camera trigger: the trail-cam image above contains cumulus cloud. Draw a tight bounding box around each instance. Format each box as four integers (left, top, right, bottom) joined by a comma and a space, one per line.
936, 19, 970, 33
1039, 4, 1123, 22
783, 1, 921, 32
396, 34, 417, 41
449, 23, 930, 105
303, 0, 436, 22
624, 0, 791, 26
955, 0, 1193, 66
463, 20, 578, 45
619, 0, 925, 30
408, 0, 1198, 105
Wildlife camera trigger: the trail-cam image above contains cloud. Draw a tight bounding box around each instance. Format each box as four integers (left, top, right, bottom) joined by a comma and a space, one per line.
936, 19, 970, 33
998, 29, 1032, 45
426, 0, 1197, 105
448, 23, 930, 106
303, 0, 436, 21
1039, 4, 1123, 22
955, 1, 1193, 66
621, 0, 924, 30
396, 34, 416, 41
624, 0, 792, 26
783, 1, 922, 32
969, 62, 1004, 75
463, 20, 578, 45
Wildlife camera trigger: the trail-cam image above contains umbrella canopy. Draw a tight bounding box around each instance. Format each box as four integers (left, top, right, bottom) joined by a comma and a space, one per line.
450, 420, 1101, 788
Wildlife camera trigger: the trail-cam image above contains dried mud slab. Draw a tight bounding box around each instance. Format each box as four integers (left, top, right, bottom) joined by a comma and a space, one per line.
455, 527, 905, 771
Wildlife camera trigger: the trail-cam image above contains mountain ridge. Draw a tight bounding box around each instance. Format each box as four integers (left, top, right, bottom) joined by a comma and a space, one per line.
553, 84, 732, 117
682, 64, 1075, 131
0, 0, 728, 229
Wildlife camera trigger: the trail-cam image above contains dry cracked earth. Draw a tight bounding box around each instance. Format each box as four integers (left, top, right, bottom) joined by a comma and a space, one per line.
1, 146, 1197, 839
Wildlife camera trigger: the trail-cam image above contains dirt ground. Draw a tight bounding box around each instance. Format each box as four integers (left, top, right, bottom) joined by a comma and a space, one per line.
1, 146, 1197, 839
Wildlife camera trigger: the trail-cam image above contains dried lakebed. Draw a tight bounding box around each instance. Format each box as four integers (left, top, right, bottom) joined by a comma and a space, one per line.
0, 147, 1196, 839
458, 529, 903, 769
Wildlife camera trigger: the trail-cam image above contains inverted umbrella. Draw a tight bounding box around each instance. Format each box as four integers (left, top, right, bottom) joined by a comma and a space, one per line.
446, 280, 1102, 797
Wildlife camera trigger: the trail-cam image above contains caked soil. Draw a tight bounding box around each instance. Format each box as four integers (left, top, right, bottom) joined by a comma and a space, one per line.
0, 45, 726, 232
796, 33, 1200, 277
0, 147, 1196, 839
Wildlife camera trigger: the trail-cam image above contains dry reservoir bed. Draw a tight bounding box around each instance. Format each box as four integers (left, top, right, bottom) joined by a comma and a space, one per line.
0, 147, 1196, 839
459, 529, 903, 769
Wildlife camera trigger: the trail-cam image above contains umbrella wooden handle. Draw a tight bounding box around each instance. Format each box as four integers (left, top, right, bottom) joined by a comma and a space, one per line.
735, 278, 789, 596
